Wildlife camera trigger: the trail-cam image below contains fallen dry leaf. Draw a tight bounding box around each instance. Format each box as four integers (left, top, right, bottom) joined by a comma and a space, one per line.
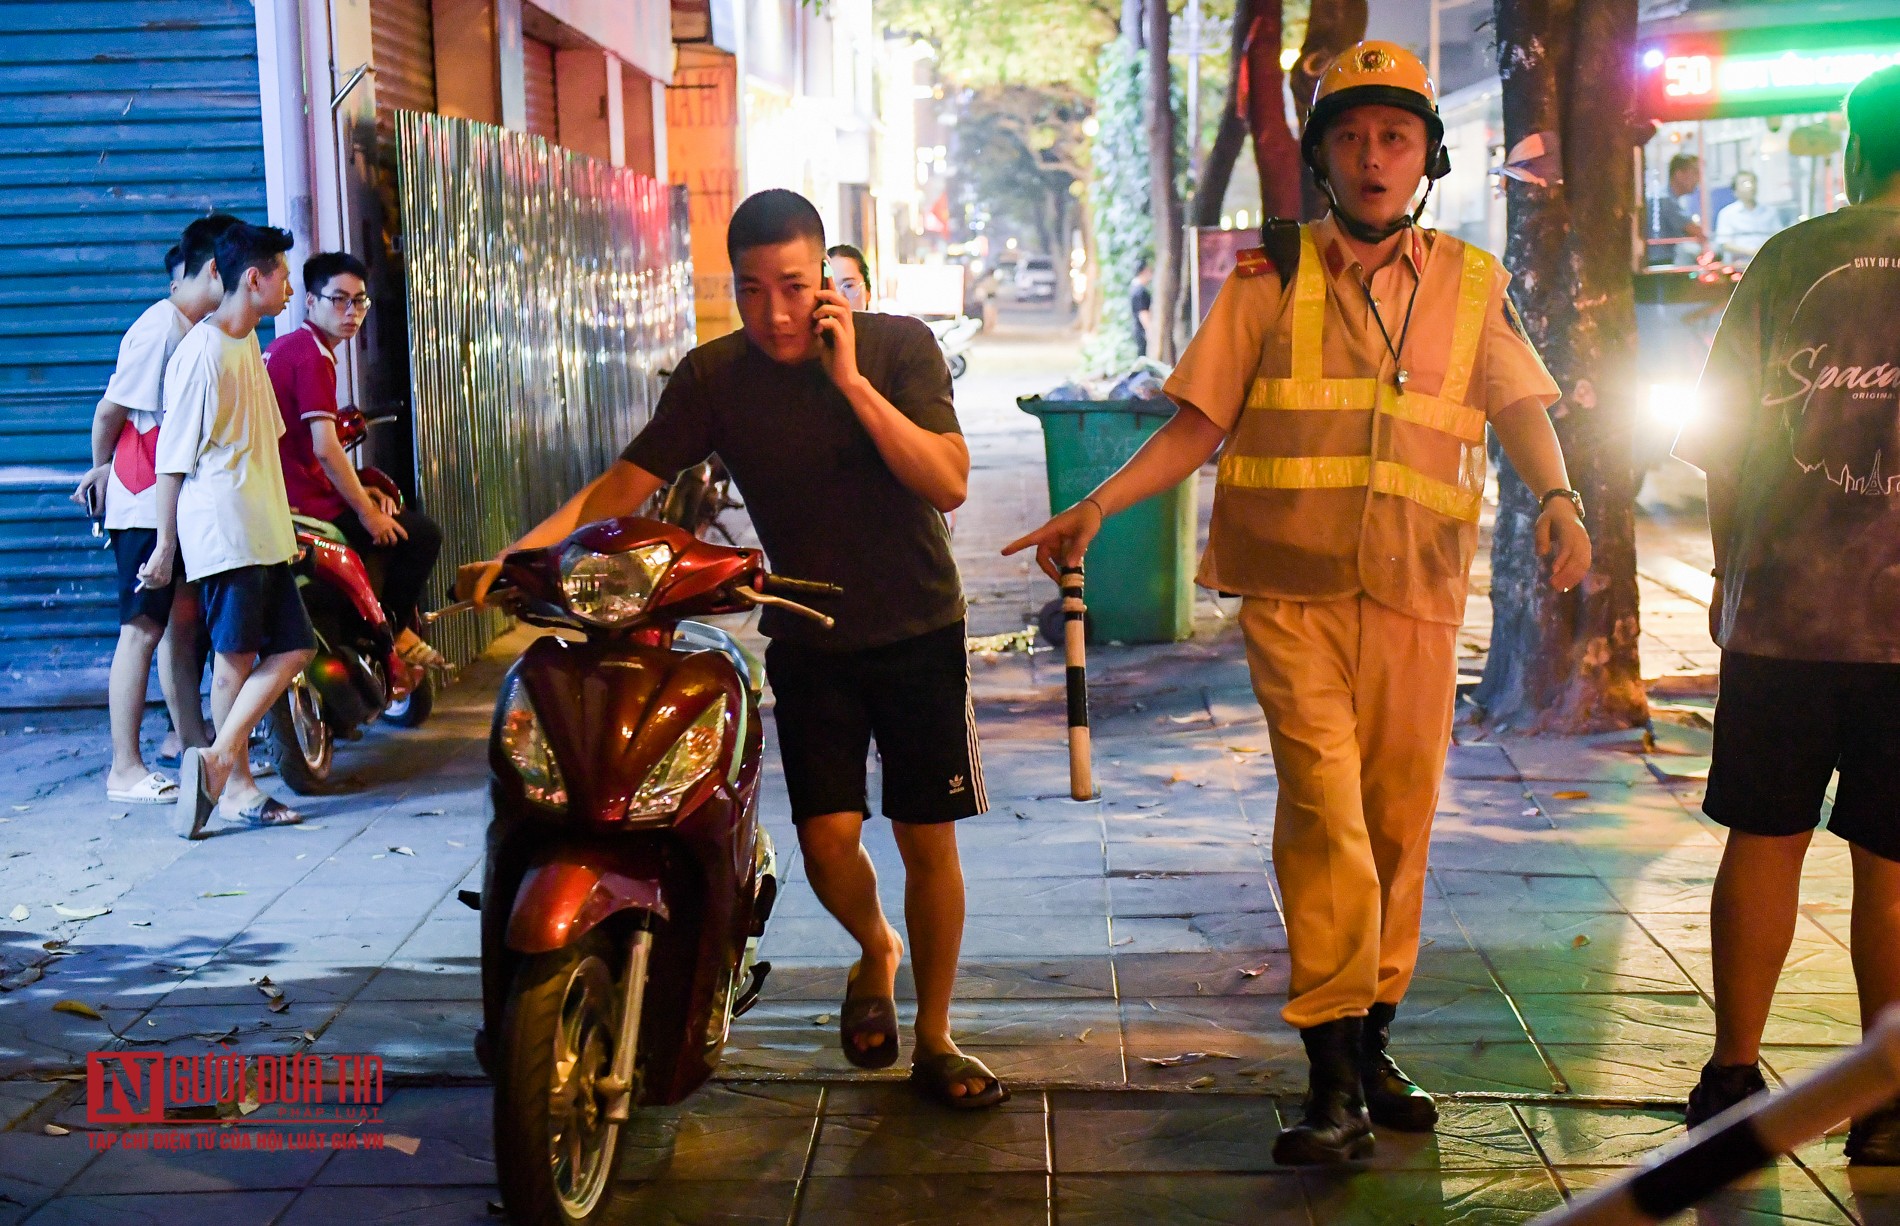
43, 1123, 69, 1136
7, 904, 26, 922
1571, 934, 1591, 948
390, 846, 415, 857
53, 904, 111, 920
1139, 1051, 1238, 1068
1077, 1028, 1092, 1042
1188, 1075, 1217, 1089
383, 1133, 422, 1155
52, 999, 102, 1020
200, 890, 246, 899
1552, 790, 1590, 800
1237, 963, 1270, 978
267, 997, 289, 1014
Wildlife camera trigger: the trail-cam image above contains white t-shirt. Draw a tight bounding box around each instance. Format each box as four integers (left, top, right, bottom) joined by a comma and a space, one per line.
154, 322, 297, 582
101, 300, 193, 530
1715, 200, 1782, 260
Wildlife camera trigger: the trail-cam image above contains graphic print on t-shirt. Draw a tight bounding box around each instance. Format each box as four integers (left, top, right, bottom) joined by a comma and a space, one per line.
1770, 255, 1900, 497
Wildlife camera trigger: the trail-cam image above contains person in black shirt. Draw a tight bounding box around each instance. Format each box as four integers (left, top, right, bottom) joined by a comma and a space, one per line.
1129, 257, 1154, 356
467, 190, 1004, 1109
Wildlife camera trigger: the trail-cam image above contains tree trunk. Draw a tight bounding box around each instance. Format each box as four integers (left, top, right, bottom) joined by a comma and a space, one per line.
1291, 0, 1368, 219
1122, 0, 1143, 46
1146, 0, 1183, 360
1189, 0, 1255, 228
1473, 0, 1647, 734
1244, 3, 1302, 221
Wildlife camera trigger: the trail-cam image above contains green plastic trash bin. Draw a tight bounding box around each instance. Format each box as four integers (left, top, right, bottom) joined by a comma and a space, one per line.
1018, 396, 1197, 644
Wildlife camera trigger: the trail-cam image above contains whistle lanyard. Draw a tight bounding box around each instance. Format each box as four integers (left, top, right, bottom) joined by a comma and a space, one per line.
1358, 255, 1422, 389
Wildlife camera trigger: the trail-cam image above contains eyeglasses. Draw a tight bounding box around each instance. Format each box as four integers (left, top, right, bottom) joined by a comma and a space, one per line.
318, 293, 373, 312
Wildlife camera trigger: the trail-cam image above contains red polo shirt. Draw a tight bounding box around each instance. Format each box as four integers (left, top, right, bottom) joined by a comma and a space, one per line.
263, 323, 350, 521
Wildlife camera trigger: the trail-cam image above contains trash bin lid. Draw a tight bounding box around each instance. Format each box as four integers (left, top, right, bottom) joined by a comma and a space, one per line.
1017, 395, 1176, 420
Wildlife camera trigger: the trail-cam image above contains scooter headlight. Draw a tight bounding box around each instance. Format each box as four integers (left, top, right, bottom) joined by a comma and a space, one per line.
499, 680, 567, 807
625, 701, 729, 820
559, 543, 673, 627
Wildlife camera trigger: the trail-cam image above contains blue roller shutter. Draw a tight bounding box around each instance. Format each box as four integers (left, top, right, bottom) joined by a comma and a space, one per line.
0, 0, 268, 707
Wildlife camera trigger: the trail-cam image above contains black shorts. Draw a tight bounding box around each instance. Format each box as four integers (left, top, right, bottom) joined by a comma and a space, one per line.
110, 529, 180, 628
765, 620, 986, 825
200, 564, 317, 659
1705, 651, 1900, 861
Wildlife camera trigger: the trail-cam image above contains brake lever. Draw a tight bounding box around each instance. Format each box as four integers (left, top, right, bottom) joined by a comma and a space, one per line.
735, 586, 835, 630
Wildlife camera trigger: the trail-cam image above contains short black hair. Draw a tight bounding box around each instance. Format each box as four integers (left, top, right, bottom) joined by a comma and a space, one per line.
826, 244, 869, 282
164, 245, 184, 279
304, 251, 368, 296
1848, 64, 1900, 183
1668, 153, 1700, 178
179, 212, 243, 278
727, 189, 825, 263
214, 222, 295, 294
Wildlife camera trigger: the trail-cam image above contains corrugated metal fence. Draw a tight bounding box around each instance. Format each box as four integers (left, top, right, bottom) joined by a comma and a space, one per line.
0, 0, 268, 707
395, 111, 693, 665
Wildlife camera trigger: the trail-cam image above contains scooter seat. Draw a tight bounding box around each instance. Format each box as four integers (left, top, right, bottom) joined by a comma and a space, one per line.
292, 514, 349, 545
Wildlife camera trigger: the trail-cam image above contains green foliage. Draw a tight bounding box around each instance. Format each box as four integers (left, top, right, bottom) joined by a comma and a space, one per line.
1082, 38, 1188, 375
877, 0, 1121, 90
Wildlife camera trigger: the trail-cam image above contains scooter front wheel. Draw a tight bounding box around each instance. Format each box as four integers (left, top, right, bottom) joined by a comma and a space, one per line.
494, 931, 635, 1226
266, 674, 333, 794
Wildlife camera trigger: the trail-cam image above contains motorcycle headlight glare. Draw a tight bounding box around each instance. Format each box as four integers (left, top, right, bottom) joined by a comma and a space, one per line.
499, 680, 567, 807
560, 543, 673, 627
626, 701, 729, 819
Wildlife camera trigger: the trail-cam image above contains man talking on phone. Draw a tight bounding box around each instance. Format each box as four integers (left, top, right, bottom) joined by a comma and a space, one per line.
465, 189, 1004, 1109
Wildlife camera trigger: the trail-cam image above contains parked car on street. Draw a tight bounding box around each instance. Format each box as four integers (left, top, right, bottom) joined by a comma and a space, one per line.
1013, 255, 1058, 302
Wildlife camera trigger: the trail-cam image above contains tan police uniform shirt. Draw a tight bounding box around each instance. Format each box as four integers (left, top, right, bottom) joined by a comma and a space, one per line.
1164, 215, 1561, 623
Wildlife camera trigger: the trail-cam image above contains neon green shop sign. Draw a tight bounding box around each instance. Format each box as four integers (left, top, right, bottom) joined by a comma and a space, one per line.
1639, 20, 1900, 119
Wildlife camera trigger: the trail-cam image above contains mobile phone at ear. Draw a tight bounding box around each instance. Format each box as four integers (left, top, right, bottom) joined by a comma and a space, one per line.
817, 259, 835, 346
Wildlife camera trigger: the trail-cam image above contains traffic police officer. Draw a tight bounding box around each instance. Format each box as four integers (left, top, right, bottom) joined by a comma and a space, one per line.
1008, 41, 1593, 1165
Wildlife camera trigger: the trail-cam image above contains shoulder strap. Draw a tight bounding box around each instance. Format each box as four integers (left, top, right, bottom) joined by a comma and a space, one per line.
1261, 218, 1303, 284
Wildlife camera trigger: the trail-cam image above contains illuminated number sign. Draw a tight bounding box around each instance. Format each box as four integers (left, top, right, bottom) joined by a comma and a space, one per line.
1638, 19, 1900, 119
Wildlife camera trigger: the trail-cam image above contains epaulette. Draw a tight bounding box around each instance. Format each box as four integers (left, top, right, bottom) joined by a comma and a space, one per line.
1232, 218, 1303, 283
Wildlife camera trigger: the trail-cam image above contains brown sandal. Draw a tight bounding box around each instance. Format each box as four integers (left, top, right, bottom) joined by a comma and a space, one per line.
839, 961, 899, 1069
910, 1051, 1010, 1110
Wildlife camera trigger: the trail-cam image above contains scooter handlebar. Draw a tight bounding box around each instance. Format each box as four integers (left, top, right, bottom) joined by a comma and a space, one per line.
759, 575, 843, 600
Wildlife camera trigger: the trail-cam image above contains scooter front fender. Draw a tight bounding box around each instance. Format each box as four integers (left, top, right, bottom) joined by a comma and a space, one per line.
505, 849, 671, 955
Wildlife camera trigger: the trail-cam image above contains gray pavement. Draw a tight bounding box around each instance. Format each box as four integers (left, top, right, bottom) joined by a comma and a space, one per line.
0, 317, 1891, 1224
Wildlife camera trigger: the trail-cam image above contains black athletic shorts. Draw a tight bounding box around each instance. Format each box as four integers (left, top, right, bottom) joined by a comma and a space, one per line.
200, 563, 317, 658
1704, 651, 1900, 861
110, 529, 180, 628
765, 619, 987, 825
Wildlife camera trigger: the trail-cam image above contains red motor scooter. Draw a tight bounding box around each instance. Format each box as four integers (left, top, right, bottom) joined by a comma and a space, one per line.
464, 516, 835, 1226
264, 408, 438, 792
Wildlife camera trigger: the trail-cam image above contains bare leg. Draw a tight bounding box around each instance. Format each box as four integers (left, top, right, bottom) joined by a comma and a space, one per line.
203, 649, 313, 808
891, 820, 984, 1097
1710, 830, 1812, 1065
157, 587, 208, 753
1850, 844, 1900, 1032
106, 618, 164, 792
797, 811, 903, 1060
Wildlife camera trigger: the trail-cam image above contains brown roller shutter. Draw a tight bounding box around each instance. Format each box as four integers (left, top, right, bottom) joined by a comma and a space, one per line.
372, 0, 437, 133
523, 35, 558, 141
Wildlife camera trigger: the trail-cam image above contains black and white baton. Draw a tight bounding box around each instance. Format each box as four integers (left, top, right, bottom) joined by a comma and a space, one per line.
1059, 564, 1093, 801
1536, 1007, 1900, 1224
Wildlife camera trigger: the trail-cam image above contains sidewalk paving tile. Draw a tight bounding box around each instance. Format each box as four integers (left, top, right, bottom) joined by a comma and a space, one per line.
807, 1109, 1047, 1177
793, 1172, 1050, 1225
1296, 1168, 1566, 1224
18, 1190, 298, 1225
1055, 1173, 1312, 1226
277, 1185, 499, 1226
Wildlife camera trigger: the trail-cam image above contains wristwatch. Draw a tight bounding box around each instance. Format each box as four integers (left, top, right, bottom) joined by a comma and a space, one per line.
1540, 487, 1585, 520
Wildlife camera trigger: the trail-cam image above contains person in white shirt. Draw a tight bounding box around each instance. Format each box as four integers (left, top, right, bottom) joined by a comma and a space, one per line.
1714, 171, 1782, 265
71, 215, 237, 804
142, 223, 315, 838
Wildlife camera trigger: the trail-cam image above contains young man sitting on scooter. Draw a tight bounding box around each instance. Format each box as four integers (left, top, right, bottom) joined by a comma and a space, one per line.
468, 188, 1005, 1109
265, 252, 445, 668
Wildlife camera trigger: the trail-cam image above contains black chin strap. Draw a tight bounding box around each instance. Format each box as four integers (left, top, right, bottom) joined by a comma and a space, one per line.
1318, 174, 1439, 244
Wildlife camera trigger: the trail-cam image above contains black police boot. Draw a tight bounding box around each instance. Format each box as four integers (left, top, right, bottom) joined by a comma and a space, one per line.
1847, 1100, 1900, 1165
1683, 1060, 1767, 1129
1361, 1001, 1439, 1132
1272, 1017, 1376, 1166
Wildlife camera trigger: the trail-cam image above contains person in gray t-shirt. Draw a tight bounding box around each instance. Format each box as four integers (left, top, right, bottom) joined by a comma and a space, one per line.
1670, 65, 1900, 1161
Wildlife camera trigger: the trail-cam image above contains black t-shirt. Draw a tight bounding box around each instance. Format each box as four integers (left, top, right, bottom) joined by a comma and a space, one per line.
1675, 205, 1900, 663
1130, 281, 1152, 349
622, 313, 965, 651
